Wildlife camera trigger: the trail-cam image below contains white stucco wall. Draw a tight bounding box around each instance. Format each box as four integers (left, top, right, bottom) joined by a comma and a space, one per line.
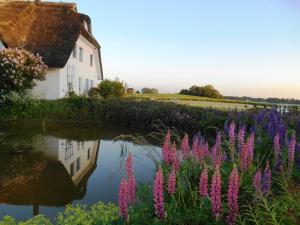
32, 35, 102, 99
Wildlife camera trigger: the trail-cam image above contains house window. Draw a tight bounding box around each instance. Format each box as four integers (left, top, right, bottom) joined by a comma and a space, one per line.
87, 148, 91, 160
70, 162, 75, 177
90, 80, 94, 88
79, 77, 82, 92
73, 45, 77, 59
90, 54, 93, 66
85, 79, 89, 92
76, 157, 81, 171
79, 47, 83, 62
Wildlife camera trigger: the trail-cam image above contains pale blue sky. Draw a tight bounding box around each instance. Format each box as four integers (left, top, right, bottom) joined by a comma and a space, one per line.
57, 0, 300, 98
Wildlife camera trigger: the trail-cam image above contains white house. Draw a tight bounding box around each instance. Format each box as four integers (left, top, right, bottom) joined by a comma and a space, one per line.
0, 0, 103, 99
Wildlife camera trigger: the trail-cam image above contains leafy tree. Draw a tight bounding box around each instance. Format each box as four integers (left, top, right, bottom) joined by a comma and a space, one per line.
97, 79, 126, 98
141, 87, 158, 94
0, 48, 47, 96
180, 84, 223, 99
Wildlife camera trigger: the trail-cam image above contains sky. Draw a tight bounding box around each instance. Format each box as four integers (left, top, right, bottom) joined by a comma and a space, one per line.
55, 0, 300, 98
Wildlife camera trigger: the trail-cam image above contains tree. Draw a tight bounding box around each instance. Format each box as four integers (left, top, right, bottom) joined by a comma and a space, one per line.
0, 48, 47, 96
97, 79, 126, 98
141, 88, 158, 94
180, 84, 223, 99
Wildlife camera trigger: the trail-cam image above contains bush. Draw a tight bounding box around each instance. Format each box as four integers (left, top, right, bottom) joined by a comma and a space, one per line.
0, 48, 47, 96
97, 79, 126, 98
141, 87, 159, 94
180, 84, 223, 99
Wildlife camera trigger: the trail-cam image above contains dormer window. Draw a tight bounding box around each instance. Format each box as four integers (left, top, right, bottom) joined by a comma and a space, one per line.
79, 47, 83, 62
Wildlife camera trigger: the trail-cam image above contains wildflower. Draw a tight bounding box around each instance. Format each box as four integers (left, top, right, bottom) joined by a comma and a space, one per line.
162, 130, 171, 165
167, 167, 176, 195
171, 142, 180, 170
229, 121, 236, 161
126, 152, 133, 177
288, 134, 296, 169
199, 164, 208, 198
118, 177, 128, 219
192, 134, 199, 158
273, 133, 281, 158
210, 164, 222, 221
239, 143, 248, 171
227, 165, 240, 225
253, 169, 261, 194
261, 161, 271, 197
247, 132, 255, 168
153, 167, 165, 220
180, 133, 190, 159
127, 175, 136, 204
238, 126, 246, 152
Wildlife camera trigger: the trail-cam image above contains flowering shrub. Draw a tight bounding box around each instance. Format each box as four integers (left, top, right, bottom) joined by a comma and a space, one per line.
0, 48, 47, 96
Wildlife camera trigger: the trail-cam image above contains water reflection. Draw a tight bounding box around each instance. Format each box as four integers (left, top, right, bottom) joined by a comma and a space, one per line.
0, 123, 160, 220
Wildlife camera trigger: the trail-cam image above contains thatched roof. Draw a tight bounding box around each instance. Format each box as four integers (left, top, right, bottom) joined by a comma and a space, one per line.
0, 1, 101, 68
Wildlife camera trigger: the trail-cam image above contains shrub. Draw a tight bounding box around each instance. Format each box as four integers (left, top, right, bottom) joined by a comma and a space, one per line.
141, 87, 159, 94
0, 48, 47, 96
97, 79, 126, 98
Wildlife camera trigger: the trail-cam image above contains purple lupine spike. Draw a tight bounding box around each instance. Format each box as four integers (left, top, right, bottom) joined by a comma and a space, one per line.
180, 133, 190, 159
224, 120, 229, 134
126, 152, 133, 178
162, 130, 171, 165
273, 133, 281, 158
199, 164, 208, 198
238, 126, 246, 152
229, 121, 236, 161
296, 143, 300, 170
118, 177, 128, 219
288, 134, 296, 169
167, 167, 176, 195
261, 161, 271, 197
253, 169, 261, 194
227, 165, 240, 225
247, 132, 255, 168
210, 164, 222, 221
153, 167, 165, 220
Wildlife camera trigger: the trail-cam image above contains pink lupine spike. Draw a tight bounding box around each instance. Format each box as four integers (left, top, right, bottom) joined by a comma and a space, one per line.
210, 164, 222, 221
229, 121, 236, 161
181, 133, 190, 159
198, 144, 205, 163
199, 164, 208, 198
127, 174, 136, 204
153, 167, 165, 220
273, 133, 281, 158
239, 143, 248, 171
167, 167, 177, 195
126, 152, 133, 178
227, 165, 240, 225
192, 134, 199, 158
203, 142, 210, 158
118, 177, 128, 219
253, 169, 261, 194
211, 144, 218, 166
162, 130, 171, 165
288, 134, 296, 169
171, 142, 180, 170
247, 132, 255, 168
238, 126, 246, 152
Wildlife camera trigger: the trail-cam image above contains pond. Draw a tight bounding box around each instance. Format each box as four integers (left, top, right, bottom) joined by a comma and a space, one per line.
0, 123, 161, 221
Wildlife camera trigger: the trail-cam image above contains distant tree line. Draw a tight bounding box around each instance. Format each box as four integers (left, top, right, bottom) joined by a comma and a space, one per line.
226, 96, 300, 105
180, 85, 223, 99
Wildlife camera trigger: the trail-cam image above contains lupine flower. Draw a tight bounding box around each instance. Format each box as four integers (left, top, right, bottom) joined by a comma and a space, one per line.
180, 133, 190, 159
127, 174, 136, 204
118, 177, 128, 219
171, 142, 180, 170
227, 165, 240, 225
210, 164, 222, 221
229, 121, 236, 161
253, 169, 261, 194
153, 167, 165, 220
198, 144, 205, 163
203, 142, 210, 158
167, 167, 176, 195
247, 132, 255, 167
199, 164, 208, 198
288, 134, 296, 169
296, 143, 300, 170
238, 126, 246, 152
239, 143, 249, 171
273, 133, 281, 158
261, 161, 271, 197
162, 130, 171, 165
126, 152, 133, 177
192, 134, 199, 158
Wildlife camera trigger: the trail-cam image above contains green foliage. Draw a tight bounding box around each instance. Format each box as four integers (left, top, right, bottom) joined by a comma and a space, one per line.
180, 84, 224, 99
141, 87, 159, 94
97, 79, 126, 98
0, 48, 47, 96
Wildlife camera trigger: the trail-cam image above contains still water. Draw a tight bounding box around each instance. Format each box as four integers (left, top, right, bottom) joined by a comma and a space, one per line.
0, 123, 161, 221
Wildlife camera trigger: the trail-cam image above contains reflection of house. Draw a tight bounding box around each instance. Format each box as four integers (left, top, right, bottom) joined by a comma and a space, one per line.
0, 137, 100, 216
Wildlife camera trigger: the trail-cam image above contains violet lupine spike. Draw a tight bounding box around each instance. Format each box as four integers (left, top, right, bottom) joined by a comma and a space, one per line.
288, 134, 296, 169
167, 167, 176, 195
261, 161, 271, 197
180, 133, 190, 159
238, 126, 246, 152
273, 133, 281, 159
153, 167, 165, 220
162, 130, 171, 165
127, 175, 136, 204
229, 121, 236, 161
227, 165, 240, 225
210, 164, 222, 221
118, 177, 128, 219
253, 169, 261, 194
125, 153, 133, 178
199, 164, 208, 198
